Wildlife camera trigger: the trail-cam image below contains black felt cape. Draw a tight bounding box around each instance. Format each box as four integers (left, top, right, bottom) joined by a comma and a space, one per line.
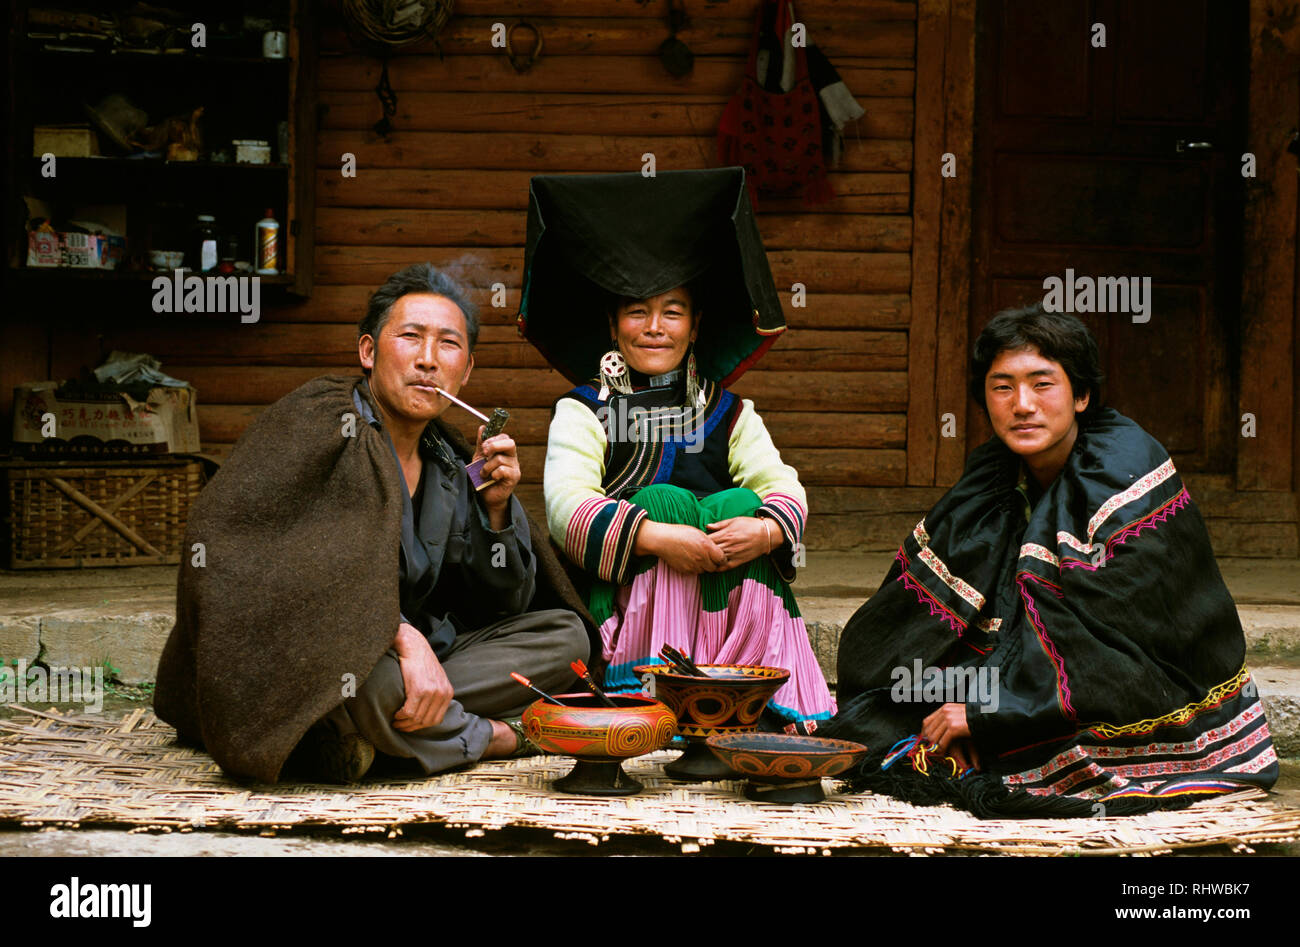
819, 409, 1278, 818
154, 374, 597, 783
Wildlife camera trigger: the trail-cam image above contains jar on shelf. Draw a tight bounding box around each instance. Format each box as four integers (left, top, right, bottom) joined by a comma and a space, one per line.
190, 215, 219, 274
217, 235, 239, 275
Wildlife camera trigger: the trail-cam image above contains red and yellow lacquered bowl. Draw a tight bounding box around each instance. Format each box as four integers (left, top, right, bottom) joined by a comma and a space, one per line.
633, 663, 790, 781
706, 733, 869, 804
522, 693, 677, 796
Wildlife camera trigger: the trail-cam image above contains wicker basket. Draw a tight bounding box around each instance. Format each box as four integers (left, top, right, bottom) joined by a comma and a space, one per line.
2, 458, 205, 568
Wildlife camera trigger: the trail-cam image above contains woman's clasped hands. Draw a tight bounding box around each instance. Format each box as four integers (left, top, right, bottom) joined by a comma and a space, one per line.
635, 516, 778, 575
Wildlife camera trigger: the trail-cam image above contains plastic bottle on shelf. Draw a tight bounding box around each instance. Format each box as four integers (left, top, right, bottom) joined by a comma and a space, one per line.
255, 209, 279, 276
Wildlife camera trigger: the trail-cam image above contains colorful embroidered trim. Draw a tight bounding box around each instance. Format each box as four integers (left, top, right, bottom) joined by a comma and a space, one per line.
1060, 488, 1191, 572
1081, 458, 1177, 546
1005, 704, 1273, 795
564, 495, 648, 584
1017, 571, 1077, 722
1100, 777, 1266, 801
899, 571, 967, 634
1099, 486, 1190, 549
903, 519, 987, 627
1046, 727, 1274, 797
1056, 531, 1092, 555
600, 379, 733, 499
916, 546, 987, 611
759, 491, 806, 546
1019, 543, 1060, 567
1082, 665, 1253, 739
1021, 486, 1191, 572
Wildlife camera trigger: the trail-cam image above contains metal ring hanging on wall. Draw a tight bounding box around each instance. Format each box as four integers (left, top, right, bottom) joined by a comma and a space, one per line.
340, 0, 455, 137
505, 21, 543, 73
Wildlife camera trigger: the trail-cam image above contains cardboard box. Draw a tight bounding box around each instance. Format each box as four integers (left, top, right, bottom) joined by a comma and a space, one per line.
61, 231, 100, 267
12, 382, 201, 456
33, 125, 99, 157
26, 230, 60, 267
25, 230, 126, 269
233, 139, 271, 164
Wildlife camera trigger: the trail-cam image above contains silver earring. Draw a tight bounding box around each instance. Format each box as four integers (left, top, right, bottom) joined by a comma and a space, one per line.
598, 348, 632, 402
685, 346, 705, 409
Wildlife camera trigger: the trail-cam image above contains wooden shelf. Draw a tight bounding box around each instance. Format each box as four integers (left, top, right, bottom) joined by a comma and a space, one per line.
8, 266, 296, 284
28, 156, 290, 173
29, 47, 293, 67
6, 0, 319, 298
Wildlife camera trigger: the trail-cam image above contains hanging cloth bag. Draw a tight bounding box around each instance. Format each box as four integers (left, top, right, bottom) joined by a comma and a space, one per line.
717, 0, 834, 208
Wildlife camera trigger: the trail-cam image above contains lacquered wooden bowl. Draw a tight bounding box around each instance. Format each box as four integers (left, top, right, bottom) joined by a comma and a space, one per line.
522, 693, 677, 796
706, 733, 869, 803
633, 663, 790, 781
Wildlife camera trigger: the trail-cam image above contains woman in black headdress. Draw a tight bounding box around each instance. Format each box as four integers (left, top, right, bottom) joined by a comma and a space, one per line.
519, 170, 835, 726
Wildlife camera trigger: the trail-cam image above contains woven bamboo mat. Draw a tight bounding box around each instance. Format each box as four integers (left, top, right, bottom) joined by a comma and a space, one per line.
2, 708, 1298, 855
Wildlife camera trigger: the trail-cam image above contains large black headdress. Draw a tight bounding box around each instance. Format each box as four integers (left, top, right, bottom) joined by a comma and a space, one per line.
517, 168, 786, 386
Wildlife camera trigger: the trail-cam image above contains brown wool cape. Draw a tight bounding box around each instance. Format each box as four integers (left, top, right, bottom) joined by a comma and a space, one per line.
154, 374, 596, 783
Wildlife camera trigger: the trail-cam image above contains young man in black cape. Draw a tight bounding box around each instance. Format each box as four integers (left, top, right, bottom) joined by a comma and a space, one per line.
819, 304, 1278, 818
154, 264, 594, 784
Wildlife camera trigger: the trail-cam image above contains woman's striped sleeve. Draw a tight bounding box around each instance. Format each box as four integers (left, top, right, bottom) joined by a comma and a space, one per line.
543, 398, 648, 584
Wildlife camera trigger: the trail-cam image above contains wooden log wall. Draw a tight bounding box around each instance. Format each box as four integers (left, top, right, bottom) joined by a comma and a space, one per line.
94, 0, 935, 550
11, 1, 1297, 556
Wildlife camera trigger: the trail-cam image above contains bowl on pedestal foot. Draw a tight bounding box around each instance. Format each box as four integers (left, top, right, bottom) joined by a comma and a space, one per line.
521, 693, 677, 796
705, 732, 869, 803
633, 663, 789, 781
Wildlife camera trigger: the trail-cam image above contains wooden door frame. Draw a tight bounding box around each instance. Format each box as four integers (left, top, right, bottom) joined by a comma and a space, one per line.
910, 0, 1296, 493
1241, 0, 1299, 491
908, 0, 975, 486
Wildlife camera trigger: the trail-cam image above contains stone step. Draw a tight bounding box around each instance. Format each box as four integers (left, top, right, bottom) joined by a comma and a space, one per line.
5, 556, 1300, 670
802, 601, 1300, 682
1240, 607, 1300, 662
797, 551, 1300, 679
6, 608, 1296, 755
2, 555, 1299, 753
0, 605, 173, 685
9, 600, 1296, 684
796, 551, 1300, 605
1254, 666, 1300, 757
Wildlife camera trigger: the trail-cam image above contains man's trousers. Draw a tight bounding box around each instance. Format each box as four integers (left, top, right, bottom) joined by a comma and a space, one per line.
317, 608, 588, 774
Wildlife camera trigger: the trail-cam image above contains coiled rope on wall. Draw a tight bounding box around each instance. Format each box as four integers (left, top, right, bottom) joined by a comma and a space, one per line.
340, 0, 454, 136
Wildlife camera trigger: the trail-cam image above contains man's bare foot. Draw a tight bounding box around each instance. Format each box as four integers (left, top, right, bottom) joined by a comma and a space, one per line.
481, 719, 520, 759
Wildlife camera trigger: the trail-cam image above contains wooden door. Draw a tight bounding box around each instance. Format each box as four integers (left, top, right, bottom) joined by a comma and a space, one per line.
968, 0, 1247, 473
